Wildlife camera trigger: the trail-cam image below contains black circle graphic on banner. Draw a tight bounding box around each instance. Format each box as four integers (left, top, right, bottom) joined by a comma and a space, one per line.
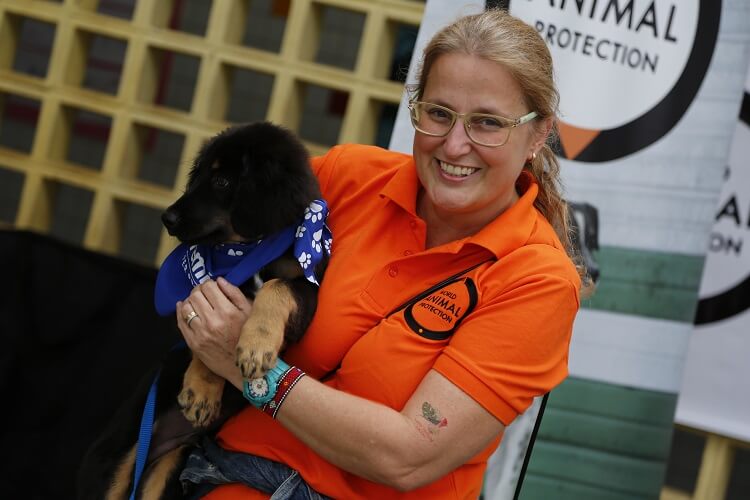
487, 0, 722, 163
695, 274, 750, 325
694, 92, 750, 325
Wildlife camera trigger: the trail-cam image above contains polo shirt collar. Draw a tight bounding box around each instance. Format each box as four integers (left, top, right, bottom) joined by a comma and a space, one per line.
470, 171, 539, 259
380, 157, 420, 216
380, 162, 539, 258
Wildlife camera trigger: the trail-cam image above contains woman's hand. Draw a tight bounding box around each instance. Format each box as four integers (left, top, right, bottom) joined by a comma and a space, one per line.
176, 277, 252, 387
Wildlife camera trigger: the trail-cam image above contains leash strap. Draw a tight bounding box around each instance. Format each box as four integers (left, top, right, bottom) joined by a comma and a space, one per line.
130, 370, 160, 500
512, 392, 549, 500
130, 340, 187, 499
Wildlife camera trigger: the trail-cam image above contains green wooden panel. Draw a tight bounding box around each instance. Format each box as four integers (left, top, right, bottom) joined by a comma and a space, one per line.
520, 475, 649, 500
547, 377, 677, 426
539, 408, 673, 460
523, 377, 676, 499
582, 246, 704, 322
527, 441, 666, 496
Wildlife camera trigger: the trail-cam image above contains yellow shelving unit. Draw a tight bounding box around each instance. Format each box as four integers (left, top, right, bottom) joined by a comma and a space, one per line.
0, 0, 422, 265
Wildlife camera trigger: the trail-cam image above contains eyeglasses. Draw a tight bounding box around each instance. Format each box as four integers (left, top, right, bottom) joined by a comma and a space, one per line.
408, 100, 538, 147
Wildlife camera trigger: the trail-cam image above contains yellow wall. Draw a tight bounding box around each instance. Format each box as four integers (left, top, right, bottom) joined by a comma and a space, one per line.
0, 0, 422, 265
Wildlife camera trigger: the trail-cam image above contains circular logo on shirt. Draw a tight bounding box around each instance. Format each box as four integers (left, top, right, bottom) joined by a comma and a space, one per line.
405, 278, 478, 340
495, 0, 721, 162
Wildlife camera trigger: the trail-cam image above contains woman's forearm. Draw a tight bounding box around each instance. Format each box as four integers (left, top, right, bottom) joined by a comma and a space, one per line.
274, 376, 433, 490
225, 366, 501, 491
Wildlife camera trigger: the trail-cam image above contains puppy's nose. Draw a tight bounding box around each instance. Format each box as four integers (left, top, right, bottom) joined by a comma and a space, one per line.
161, 210, 180, 231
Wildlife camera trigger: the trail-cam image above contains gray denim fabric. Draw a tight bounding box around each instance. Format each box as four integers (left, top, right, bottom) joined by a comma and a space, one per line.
180, 437, 330, 500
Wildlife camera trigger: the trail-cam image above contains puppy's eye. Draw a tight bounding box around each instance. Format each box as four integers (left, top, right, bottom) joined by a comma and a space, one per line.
212, 176, 229, 189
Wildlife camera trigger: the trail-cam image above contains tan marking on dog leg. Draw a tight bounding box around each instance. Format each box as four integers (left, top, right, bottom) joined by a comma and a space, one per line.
236, 278, 298, 379
178, 356, 225, 427
105, 444, 136, 500
264, 256, 305, 280
140, 445, 186, 500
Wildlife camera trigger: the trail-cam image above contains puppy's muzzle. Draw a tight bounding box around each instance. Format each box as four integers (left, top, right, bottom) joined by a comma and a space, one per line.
161, 209, 181, 234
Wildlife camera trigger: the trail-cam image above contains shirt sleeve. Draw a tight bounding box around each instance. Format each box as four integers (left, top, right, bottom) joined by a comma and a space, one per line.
310, 145, 345, 196
433, 270, 579, 426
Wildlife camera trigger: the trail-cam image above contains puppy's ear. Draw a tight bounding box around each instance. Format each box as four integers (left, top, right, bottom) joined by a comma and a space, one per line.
240, 151, 284, 186
239, 152, 252, 180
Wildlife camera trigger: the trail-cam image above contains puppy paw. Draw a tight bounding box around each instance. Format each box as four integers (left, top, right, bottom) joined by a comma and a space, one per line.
178, 381, 223, 428
235, 325, 283, 379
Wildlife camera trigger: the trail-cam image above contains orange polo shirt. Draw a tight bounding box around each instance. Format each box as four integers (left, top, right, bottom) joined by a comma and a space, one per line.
207, 144, 580, 499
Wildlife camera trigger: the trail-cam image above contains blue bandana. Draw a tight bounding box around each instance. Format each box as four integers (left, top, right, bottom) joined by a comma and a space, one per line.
154, 199, 333, 316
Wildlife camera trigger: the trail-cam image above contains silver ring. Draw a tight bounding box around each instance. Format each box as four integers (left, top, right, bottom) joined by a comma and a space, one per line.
185, 310, 199, 327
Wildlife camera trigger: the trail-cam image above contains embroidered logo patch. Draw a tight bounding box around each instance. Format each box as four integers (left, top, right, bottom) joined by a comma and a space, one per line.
405, 278, 478, 340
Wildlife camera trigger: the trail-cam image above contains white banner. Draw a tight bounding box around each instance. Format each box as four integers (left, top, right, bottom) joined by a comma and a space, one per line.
675, 67, 750, 442
390, 0, 750, 496
391, 0, 750, 392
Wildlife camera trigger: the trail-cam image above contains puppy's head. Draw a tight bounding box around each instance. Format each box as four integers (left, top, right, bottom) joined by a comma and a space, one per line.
161, 122, 320, 244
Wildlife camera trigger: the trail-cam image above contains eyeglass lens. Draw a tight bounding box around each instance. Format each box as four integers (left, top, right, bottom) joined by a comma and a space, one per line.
410, 102, 511, 146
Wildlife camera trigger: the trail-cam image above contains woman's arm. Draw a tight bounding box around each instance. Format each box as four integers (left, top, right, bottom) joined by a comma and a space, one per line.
178, 278, 505, 491
276, 369, 504, 491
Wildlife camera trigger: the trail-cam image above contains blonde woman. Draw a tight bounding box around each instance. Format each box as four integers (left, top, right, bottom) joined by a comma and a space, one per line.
178, 9, 585, 499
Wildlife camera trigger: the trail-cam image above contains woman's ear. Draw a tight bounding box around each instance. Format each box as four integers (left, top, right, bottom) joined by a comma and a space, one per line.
531, 116, 554, 155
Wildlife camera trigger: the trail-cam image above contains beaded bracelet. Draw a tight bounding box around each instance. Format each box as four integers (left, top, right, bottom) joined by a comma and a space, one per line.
261, 366, 306, 419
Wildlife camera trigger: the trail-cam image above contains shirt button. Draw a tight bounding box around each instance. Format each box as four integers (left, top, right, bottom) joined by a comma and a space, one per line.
388, 265, 398, 277
409, 220, 417, 229
403, 250, 413, 256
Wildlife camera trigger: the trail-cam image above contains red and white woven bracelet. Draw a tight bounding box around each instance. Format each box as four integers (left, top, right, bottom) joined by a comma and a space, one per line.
261, 366, 306, 419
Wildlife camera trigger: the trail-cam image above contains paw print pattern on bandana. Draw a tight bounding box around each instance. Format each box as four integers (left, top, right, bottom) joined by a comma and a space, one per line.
298, 252, 312, 268
311, 229, 323, 253
294, 199, 333, 285
304, 202, 324, 223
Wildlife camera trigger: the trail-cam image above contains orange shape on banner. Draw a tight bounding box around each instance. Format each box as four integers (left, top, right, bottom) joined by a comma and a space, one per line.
558, 122, 600, 160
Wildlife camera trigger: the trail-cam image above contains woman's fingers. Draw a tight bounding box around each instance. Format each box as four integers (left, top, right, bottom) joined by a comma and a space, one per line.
176, 300, 198, 349
199, 279, 236, 314
217, 277, 252, 310
188, 283, 214, 315
179, 300, 200, 326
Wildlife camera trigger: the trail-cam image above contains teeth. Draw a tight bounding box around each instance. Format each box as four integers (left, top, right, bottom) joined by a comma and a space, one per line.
439, 160, 477, 177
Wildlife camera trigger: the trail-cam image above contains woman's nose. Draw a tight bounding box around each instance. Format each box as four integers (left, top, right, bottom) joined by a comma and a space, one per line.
441, 120, 473, 158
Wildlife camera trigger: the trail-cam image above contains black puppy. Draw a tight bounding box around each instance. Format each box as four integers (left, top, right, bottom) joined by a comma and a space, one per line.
78, 122, 328, 499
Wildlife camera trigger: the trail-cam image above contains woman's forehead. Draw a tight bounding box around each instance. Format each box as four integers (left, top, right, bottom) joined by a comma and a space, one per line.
423, 53, 527, 113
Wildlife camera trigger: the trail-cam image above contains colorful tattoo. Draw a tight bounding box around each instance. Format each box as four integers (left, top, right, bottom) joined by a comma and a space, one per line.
412, 418, 435, 442
421, 402, 448, 428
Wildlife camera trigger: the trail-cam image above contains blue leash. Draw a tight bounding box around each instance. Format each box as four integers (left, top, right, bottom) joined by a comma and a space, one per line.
130, 369, 160, 500
130, 341, 186, 499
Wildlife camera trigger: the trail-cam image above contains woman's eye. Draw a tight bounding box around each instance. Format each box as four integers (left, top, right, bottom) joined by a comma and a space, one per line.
213, 176, 229, 188
427, 107, 451, 121
474, 117, 503, 129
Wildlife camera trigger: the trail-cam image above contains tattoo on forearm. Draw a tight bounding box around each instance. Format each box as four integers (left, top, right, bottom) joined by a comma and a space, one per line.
411, 403, 448, 443
421, 402, 448, 428
412, 418, 435, 442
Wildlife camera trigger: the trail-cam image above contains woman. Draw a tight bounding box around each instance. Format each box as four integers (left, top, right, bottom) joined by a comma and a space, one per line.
177, 9, 584, 499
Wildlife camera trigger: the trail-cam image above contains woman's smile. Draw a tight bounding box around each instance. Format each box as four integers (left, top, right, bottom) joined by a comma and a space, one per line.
437, 159, 479, 179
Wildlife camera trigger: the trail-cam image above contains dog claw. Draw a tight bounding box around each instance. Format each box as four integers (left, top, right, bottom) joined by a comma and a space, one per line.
178, 385, 222, 428
236, 346, 278, 379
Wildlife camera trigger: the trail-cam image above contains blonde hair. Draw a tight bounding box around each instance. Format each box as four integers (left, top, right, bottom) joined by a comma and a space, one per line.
411, 9, 591, 289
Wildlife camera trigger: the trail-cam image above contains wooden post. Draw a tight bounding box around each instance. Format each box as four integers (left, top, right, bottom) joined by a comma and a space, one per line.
693, 434, 734, 500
